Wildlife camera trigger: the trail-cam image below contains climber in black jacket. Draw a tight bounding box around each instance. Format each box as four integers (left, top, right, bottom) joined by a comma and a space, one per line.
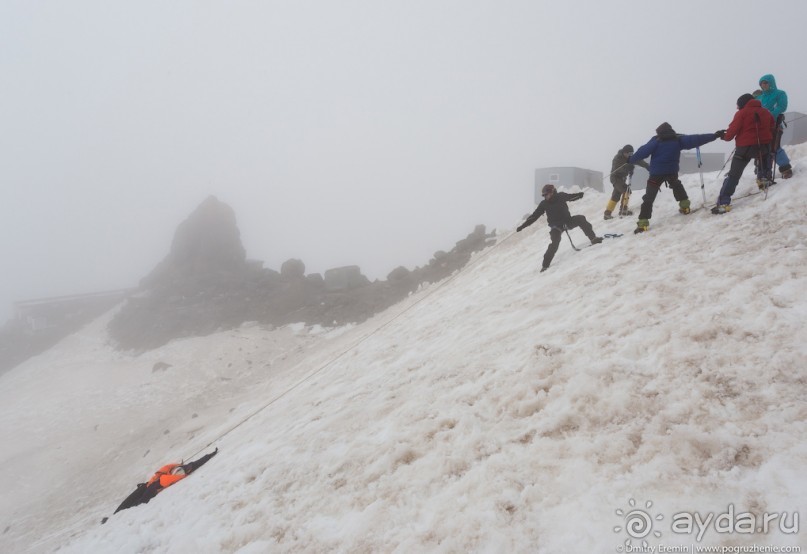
516, 184, 603, 272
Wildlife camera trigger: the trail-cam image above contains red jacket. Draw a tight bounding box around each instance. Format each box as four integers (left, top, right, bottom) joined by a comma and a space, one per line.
724, 99, 775, 147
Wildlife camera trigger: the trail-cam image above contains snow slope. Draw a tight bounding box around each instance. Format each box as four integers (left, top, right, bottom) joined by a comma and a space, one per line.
2, 147, 806, 553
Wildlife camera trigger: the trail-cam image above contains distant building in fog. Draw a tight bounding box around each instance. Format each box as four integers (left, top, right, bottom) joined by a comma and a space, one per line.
535, 148, 727, 199
679, 151, 724, 174
14, 289, 131, 332
782, 111, 807, 145
534, 167, 604, 201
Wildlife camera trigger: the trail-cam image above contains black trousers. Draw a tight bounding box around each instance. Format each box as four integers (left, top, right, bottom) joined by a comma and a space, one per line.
719, 144, 771, 205
113, 481, 162, 514
184, 450, 217, 473
543, 216, 595, 268
638, 174, 689, 220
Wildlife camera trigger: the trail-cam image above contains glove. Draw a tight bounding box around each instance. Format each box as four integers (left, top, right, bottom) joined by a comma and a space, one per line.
715, 130, 726, 139
516, 224, 524, 232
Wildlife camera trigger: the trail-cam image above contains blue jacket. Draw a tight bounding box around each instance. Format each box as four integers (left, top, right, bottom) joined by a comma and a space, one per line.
629, 133, 718, 175
758, 73, 787, 119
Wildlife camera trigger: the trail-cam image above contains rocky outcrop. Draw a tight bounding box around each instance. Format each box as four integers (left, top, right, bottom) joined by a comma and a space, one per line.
280, 259, 305, 280
324, 266, 370, 291
141, 196, 246, 289
104, 198, 497, 351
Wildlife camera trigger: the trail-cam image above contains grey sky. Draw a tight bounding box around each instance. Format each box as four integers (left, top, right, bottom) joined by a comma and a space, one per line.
2, 0, 806, 321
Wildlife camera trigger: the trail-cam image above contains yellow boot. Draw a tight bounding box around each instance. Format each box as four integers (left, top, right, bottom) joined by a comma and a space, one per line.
604, 199, 617, 220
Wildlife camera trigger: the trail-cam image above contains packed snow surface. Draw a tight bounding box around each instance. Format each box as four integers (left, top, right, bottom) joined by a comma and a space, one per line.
2, 147, 807, 553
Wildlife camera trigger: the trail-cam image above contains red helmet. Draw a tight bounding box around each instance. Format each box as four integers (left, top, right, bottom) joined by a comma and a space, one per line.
541, 184, 556, 197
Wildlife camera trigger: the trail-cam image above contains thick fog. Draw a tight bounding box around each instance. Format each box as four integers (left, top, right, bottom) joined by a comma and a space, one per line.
2, 0, 806, 322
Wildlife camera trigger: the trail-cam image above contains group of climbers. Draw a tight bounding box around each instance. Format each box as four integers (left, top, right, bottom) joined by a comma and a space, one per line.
613, 73, 792, 229
517, 73, 794, 268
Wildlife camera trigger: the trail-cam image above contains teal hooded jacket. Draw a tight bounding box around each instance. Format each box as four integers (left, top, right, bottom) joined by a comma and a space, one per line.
758, 74, 788, 119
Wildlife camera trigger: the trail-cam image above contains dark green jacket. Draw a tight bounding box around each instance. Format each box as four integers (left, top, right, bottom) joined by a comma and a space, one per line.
611, 147, 649, 184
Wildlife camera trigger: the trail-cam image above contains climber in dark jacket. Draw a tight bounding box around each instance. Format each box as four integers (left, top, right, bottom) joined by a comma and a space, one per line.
101, 448, 218, 523
516, 184, 602, 272
628, 122, 722, 233
605, 144, 649, 219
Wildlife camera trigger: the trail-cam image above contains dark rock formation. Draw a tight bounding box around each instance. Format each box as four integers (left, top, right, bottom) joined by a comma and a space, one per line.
324, 266, 370, 292
387, 266, 411, 283
141, 196, 246, 289
100, 198, 497, 351
1, 199, 497, 367
280, 259, 305, 280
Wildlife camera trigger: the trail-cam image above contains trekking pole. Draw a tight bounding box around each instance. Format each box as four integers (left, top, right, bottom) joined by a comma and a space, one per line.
766, 135, 774, 200
753, 112, 771, 199
564, 227, 581, 251
715, 148, 734, 181
768, 114, 786, 198
766, 144, 776, 200
619, 173, 632, 218
696, 147, 706, 207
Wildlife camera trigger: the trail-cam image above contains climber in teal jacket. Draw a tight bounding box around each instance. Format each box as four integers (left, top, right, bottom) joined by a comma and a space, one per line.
757, 73, 792, 178
757, 73, 787, 118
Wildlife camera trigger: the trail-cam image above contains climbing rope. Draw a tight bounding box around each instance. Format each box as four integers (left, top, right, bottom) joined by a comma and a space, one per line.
184, 230, 518, 460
